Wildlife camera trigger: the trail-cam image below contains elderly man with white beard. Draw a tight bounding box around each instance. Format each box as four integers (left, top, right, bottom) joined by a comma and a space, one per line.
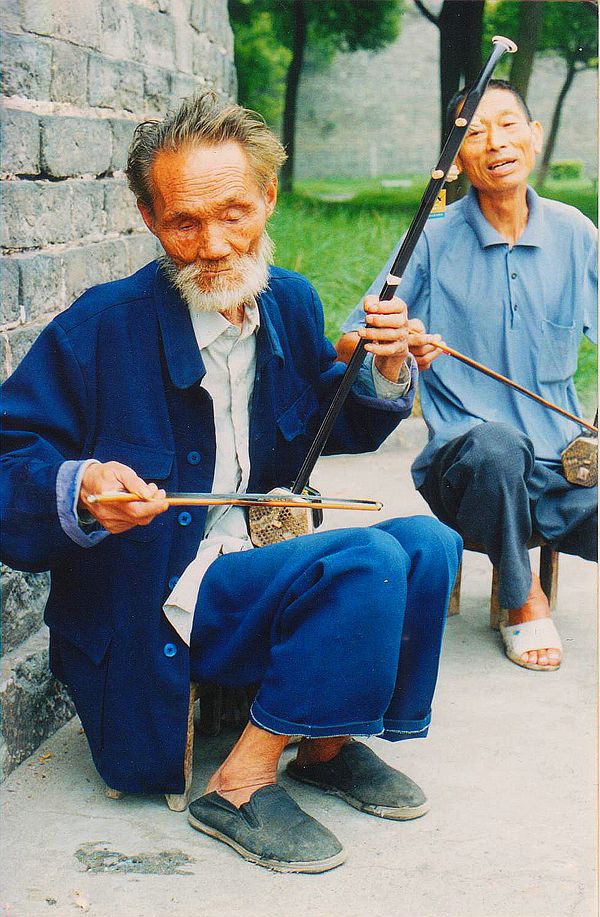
0, 94, 461, 873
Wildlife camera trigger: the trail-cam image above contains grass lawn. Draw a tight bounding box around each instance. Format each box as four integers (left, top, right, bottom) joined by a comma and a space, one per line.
269, 176, 597, 417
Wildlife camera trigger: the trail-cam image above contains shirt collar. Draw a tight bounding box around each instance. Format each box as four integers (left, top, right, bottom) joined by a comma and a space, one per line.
464, 185, 544, 249
191, 300, 261, 351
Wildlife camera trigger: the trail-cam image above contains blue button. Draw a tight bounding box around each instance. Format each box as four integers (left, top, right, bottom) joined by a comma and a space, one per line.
187, 451, 201, 465
163, 643, 177, 658
168, 576, 179, 590
178, 511, 192, 526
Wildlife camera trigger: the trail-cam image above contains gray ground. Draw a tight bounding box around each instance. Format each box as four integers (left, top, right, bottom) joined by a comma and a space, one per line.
1, 418, 597, 917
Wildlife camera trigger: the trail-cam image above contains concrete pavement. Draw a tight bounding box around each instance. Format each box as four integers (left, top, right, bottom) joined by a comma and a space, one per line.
1, 419, 597, 917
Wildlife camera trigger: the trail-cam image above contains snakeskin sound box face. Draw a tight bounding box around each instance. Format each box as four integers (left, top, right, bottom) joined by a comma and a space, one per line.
561, 435, 598, 487
248, 502, 314, 547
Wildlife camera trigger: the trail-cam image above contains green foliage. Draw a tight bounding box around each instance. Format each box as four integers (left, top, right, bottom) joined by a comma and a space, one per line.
548, 160, 583, 181
228, 3, 291, 126
229, 1, 403, 124
484, 0, 598, 69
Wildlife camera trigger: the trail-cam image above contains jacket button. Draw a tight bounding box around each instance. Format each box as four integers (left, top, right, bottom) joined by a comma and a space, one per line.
178, 511, 192, 526
187, 451, 201, 465
168, 576, 179, 590
163, 643, 177, 658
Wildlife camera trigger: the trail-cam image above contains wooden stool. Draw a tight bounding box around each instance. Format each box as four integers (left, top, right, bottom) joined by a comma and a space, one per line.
106, 683, 254, 812
448, 536, 559, 630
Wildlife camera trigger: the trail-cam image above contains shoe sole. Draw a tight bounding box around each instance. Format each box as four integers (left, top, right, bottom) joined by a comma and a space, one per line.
188, 813, 346, 873
287, 770, 430, 820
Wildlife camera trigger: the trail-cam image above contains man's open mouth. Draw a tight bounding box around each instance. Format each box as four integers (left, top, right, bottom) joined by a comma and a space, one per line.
488, 159, 517, 173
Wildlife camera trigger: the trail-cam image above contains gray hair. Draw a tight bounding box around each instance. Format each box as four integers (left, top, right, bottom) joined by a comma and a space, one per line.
126, 92, 287, 210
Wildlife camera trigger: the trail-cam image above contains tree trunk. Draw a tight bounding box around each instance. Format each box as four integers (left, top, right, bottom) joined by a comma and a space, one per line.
436, 1, 484, 202
508, 1, 545, 100
536, 59, 577, 190
279, 0, 307, 193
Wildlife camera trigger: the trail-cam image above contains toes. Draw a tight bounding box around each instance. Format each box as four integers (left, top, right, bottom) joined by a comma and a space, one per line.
537, 649, 549, 666
547, 649, 562, 665
521, 650, 535, 665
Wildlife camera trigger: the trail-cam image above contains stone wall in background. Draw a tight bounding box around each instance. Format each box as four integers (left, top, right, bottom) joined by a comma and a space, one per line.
0, 0, 235, 780
295, 5, 598, 180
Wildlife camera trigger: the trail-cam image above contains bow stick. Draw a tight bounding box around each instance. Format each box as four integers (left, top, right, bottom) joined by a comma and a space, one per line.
431, 341, 598, 435
88, 491, 383, 511
291, 35, 518, 495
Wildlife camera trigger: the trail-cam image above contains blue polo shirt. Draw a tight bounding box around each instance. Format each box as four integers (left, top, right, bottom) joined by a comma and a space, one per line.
342, 187, 597, 487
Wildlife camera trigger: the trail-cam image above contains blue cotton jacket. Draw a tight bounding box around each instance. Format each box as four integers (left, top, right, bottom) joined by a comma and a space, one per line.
1, 261, 410, 793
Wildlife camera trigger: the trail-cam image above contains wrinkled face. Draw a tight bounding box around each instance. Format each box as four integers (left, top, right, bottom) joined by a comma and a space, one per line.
138, 141, 277, 296
455, 89, 543, 195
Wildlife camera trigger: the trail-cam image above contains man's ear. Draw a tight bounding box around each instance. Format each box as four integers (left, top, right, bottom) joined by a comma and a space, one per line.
137, 200, 156, 235
530, 120, 543, 156
264, 176, 278, 217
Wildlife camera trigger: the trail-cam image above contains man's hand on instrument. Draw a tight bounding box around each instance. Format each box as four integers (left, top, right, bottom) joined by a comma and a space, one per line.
408, 318, 445, 371
79, 461, 169, 534
358, 294, 410, 383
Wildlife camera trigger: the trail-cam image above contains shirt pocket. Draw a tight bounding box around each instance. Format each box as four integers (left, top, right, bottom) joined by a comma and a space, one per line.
276, 386, 320, 442
538, 319, 579, 384
90, 439, 174, 542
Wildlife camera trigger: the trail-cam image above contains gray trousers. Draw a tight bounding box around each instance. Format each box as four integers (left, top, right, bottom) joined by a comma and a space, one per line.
419, 422, 597, 608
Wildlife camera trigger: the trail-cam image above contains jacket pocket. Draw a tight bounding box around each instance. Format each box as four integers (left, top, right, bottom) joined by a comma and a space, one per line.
276, 386, 319, 442
51, 620, 112, 754
538, 319, 579, 384
89, 439, 174, 542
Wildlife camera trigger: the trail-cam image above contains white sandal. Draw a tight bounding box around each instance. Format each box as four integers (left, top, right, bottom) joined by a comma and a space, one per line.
500, 618, 563, 671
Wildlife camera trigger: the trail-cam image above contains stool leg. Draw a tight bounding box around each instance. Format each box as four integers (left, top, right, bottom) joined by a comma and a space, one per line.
539, 546, 559, 613
490, 566, 502, 630
165, 684, 196, 812
448, 561, 462, 616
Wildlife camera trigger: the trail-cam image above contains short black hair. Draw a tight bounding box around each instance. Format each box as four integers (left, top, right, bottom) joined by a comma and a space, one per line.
445, 79, 533, 135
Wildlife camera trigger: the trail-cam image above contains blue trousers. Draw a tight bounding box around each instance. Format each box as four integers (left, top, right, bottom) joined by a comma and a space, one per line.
190, 517, 462, 742
419, 422, 597, 608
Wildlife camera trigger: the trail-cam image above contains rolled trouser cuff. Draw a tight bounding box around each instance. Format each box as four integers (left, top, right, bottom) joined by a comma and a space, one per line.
249, 699, 384, 739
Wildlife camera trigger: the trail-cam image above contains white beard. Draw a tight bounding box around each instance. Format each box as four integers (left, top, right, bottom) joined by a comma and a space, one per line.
159, 232, 274, 313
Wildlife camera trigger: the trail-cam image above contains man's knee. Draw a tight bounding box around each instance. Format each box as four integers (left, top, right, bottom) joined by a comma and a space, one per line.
465, 422, 534, 478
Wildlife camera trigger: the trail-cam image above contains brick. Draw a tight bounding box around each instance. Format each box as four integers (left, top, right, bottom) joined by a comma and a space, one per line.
110, 119, 136, 172
103, 179, 143, 234
1, 569, 50, 656
63, 239, 130, 304
50, 42, 89, 105
170, 73, 202, 107
8, 321, 48, 368
0, 258, 20, 325
21, 0, 102, 50
0, 334, 10, 383
127, 232, 162, 272
191, 32, 220, 81
41, 116, 112, 178
69, 180, 106, 241
174, 19, 194, 74
0, 627, 75, 779
99, 0, 135, 59
0, 109, 40, 176
88, 55, 145, 112
132, 7, 176, 70
19, 252, 65, 321
0, 33, 52, 99
143, 67, 171, 114
0, 181, 71, 249
189, 0, 207, 34
1, 0, 21, 32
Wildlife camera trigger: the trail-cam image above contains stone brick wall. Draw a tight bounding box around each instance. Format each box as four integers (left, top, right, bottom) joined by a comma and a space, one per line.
0, 0, 235, 779
295, 4, 598, 180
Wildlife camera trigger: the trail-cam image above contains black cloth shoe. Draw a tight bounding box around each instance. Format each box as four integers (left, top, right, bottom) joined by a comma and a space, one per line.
286, 740, 429, 820
188, 784, 345, 873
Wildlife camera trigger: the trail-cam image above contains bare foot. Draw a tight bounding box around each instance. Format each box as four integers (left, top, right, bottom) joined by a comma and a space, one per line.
507, 573, 561, 668
204, 722, 289, 808
294, 736, 350, 768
